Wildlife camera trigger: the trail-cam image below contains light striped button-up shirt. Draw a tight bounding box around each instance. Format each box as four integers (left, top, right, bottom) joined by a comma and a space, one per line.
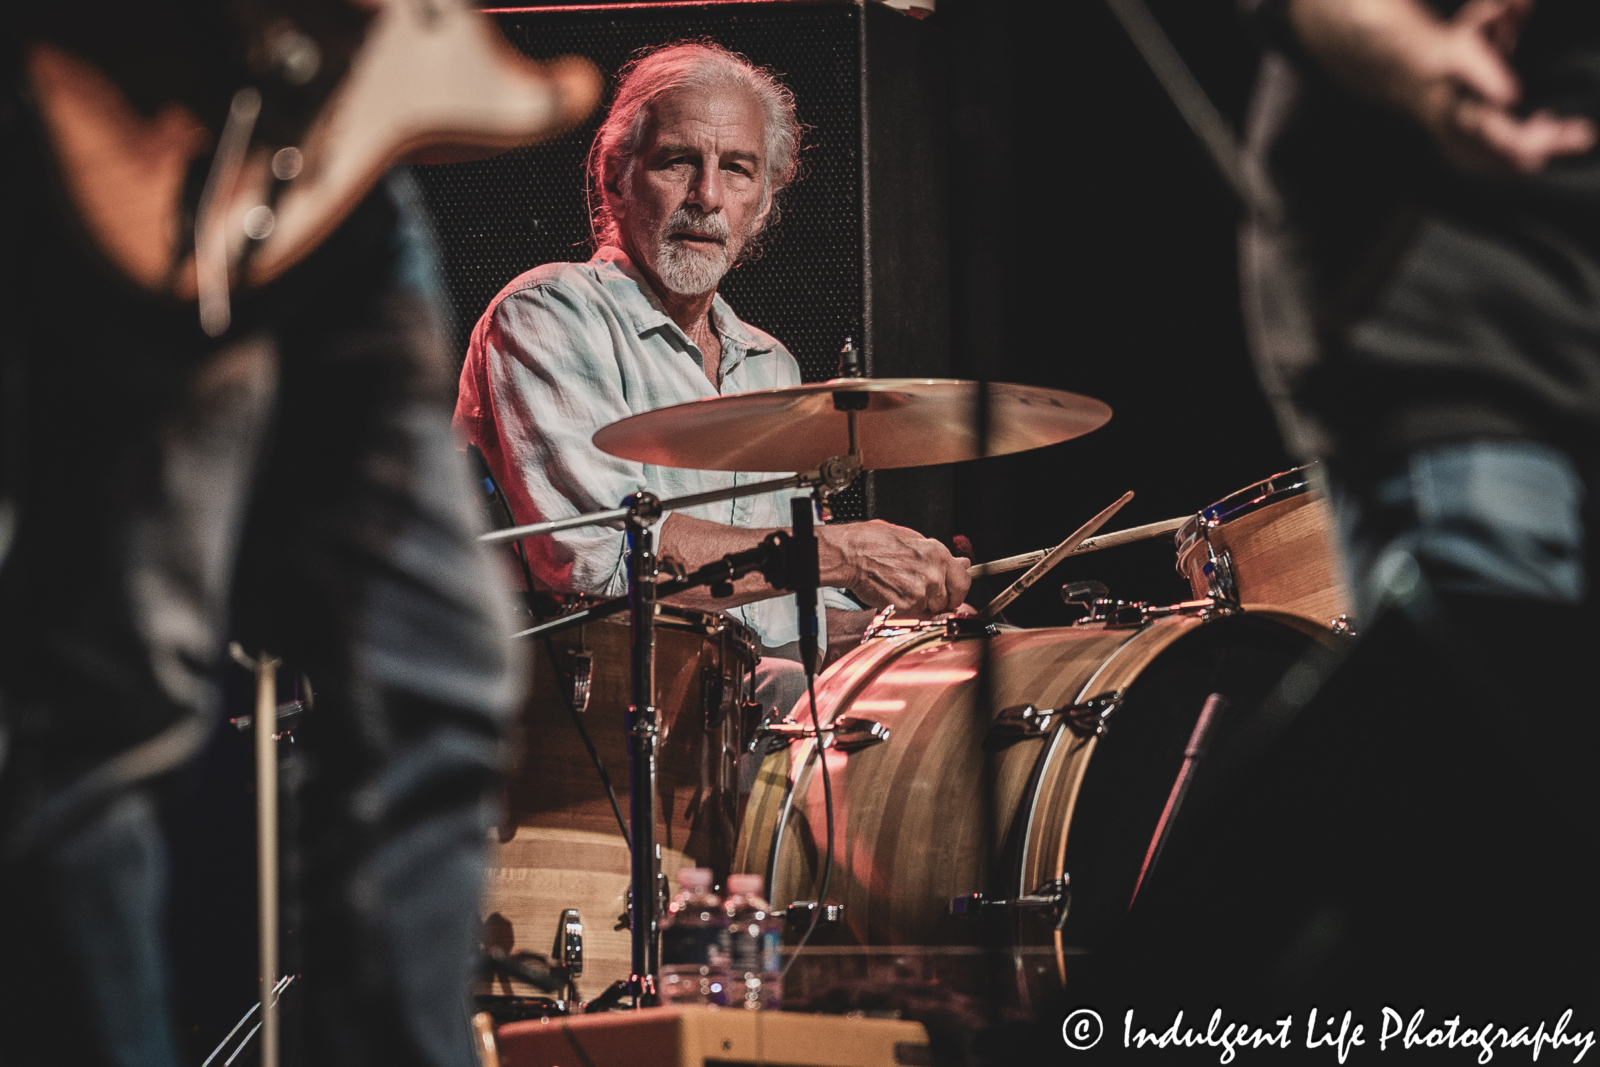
455, 246, 840, 649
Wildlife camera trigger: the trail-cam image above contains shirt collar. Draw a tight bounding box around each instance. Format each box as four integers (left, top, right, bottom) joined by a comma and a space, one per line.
591, 246, 776, 366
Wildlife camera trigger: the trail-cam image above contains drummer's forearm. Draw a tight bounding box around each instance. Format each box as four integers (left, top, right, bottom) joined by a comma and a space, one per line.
657, 512, 868, 607
657, 512, 786, 607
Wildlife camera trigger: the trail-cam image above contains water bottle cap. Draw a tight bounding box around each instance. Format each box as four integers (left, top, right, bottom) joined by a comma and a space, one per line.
728, 873, 763, 896
677, 867, 714, 891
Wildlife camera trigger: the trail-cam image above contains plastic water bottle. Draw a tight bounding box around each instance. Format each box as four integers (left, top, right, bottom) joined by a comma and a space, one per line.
659, 868, 727, 1005
721, 873, 783, 1010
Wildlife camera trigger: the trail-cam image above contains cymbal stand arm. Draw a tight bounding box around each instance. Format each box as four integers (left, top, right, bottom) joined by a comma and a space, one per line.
481, 475, 814, 547
509, 595, 631, 641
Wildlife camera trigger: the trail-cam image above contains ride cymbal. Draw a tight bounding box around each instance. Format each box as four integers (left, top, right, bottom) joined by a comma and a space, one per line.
592, 378, 1112, 472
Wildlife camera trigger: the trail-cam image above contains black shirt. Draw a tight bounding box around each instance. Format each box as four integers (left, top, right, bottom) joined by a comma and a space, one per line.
1250, 0, 1600, 469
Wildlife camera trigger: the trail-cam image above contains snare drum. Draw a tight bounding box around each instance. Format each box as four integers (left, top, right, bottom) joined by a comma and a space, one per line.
735, 610, 1331, 1008
483, 606, 756, 999
1175, 465, 1353, 626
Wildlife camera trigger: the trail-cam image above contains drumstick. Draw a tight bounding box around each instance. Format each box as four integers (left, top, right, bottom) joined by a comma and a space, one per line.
976, 491, 1134, 623
965, 514, 1189, 579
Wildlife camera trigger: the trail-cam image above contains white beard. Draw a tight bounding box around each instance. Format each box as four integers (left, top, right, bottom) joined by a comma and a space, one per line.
652, 207, 741, 296
656, 238, 731, 296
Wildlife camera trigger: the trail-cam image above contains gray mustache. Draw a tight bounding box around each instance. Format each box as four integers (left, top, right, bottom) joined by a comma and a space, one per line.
665, 208, 730, 242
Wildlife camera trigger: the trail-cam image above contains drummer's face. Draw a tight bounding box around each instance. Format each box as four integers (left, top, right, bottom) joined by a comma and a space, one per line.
614, 85, 771, 298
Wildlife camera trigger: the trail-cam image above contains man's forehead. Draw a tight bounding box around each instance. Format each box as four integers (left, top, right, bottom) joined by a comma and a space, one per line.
644, 85, 766, 154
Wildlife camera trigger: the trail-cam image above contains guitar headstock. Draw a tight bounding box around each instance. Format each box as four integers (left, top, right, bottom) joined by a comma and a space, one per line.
25, 0, 600, 334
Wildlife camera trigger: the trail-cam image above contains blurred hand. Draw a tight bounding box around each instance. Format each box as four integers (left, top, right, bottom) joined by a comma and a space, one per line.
819, 520, 972, 616
1290, 0, 1595, 174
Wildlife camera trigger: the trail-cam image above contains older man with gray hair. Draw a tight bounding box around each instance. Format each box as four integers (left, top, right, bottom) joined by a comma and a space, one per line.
456, 40, 968, 691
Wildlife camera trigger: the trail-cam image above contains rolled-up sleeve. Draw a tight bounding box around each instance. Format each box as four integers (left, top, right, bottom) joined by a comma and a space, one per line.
473, 284, 645, 596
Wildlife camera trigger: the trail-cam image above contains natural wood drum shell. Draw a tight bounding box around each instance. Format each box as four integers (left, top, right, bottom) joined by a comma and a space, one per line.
482, 608, 753, 1000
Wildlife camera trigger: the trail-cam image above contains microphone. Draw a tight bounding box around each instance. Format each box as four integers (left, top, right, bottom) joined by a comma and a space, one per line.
790, 496, 820, 671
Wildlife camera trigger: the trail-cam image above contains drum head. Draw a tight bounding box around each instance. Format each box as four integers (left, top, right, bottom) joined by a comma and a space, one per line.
1052, 613, 1322, 954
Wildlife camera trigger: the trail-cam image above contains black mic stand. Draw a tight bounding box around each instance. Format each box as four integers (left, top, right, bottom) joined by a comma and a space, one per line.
616, 492, 826, 1007
623, 492, 662, 1006
788, 494, 821, 671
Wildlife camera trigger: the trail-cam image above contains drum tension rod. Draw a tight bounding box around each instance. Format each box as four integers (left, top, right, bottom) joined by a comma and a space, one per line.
949, 877, 1071, 931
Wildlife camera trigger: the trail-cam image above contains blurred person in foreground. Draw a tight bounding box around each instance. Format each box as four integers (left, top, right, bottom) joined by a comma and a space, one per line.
1077, 0, 1600, 1014
0, 6, 522, 1064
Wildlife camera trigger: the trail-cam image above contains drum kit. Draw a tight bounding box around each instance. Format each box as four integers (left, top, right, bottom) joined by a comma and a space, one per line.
476, 366, 1354, 1013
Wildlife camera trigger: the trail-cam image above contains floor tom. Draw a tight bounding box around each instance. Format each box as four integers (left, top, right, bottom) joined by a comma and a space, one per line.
483, 605, 756, 1000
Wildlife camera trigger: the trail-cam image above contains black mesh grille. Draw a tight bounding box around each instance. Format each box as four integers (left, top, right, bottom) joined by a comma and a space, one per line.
413, 2, 865, 386
412, 2, 953, 528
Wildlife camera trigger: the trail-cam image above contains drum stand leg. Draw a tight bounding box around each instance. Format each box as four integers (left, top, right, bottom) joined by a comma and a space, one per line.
624, 504, 660, 1006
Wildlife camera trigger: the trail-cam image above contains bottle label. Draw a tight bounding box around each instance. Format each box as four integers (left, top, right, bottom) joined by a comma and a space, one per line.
661, 924, 722, 967
728, 925, 782, 974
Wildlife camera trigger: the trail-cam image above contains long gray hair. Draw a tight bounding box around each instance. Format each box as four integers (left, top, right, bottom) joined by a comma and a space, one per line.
585, 40, 803, 254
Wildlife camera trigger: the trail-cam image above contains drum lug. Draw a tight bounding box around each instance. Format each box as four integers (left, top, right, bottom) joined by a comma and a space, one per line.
985, 703, 1057, 748
949, 876, 1071, 931
756, 715, 891, 753
567, 651, 593, 715
1203, 541, 1240, 609
831, 715, 891, 752
782, 900, 845, 927
1063, 694, 1122, 737
945, 614, 998, 637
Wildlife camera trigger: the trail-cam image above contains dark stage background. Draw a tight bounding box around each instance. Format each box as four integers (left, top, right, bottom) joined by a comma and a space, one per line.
422, 0, 1287, 627
938, 0, 1290, 626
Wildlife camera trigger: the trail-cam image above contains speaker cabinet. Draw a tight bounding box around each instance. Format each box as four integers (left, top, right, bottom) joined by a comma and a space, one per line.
414, 0, 950, 534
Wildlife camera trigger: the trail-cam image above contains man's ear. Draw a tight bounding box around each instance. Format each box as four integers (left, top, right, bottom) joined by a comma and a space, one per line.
602, 159, 626, 220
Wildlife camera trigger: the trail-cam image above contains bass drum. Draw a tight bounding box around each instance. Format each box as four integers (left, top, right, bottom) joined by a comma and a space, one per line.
735, 610, 1332, 1009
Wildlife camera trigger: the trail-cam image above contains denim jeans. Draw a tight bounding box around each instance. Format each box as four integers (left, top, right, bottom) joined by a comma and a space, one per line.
1332, 440, 1588, 624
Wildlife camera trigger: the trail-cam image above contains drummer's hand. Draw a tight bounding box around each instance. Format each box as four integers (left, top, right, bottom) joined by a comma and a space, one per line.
819, 520, 971, 616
